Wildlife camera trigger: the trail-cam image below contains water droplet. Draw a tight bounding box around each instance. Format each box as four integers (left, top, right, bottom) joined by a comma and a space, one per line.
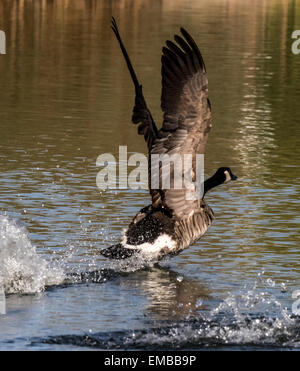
280, 283, 287, 293
196, 298, 203, 308
266, 278, 275, 287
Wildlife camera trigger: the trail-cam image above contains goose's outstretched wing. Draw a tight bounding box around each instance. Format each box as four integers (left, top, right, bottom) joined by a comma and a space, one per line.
150, 28, 212, 218
111, 18, 158, 150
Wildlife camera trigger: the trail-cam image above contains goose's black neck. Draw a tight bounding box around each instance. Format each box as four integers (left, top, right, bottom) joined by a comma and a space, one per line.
203, 173, 223, 196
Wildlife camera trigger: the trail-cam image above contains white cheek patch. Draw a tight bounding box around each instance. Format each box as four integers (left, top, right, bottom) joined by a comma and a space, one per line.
224, 170, 231, 183
121, 232, 177, 255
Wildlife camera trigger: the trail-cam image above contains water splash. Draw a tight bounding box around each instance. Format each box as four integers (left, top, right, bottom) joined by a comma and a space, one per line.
36, 273, 300, 350
37, 313, 300, 350
0, 213, 152, 294
0, 215, 65, 294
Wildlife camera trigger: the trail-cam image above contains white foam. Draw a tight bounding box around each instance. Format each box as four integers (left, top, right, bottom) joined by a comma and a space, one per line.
0, 215, 65, 294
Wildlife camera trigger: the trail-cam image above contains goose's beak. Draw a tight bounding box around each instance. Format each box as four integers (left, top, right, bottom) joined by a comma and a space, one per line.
231, 173, 238, 181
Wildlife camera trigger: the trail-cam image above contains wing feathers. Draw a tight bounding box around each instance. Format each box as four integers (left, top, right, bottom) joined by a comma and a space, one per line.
111, 17, 158, 150
151, 27, 212, 218
180, 27, 206, 72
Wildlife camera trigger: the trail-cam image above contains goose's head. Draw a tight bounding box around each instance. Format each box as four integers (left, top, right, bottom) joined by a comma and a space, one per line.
214, 167, 238, 184
203, 167, 237, 196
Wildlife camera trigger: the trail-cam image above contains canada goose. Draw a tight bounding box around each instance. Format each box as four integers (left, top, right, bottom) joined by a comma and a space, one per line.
100, 18, 237, 260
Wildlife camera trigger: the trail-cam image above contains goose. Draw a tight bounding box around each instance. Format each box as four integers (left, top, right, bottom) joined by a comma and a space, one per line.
100, 18, 237, 261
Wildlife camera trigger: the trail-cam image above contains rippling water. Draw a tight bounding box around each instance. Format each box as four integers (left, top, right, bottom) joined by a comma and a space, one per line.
0, 0, 300, 350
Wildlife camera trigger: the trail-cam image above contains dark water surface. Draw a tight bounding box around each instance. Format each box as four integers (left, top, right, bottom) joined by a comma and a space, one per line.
0, 0, 300, 350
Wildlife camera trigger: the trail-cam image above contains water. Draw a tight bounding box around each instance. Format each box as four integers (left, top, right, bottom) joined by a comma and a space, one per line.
0, 0, 300, 350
